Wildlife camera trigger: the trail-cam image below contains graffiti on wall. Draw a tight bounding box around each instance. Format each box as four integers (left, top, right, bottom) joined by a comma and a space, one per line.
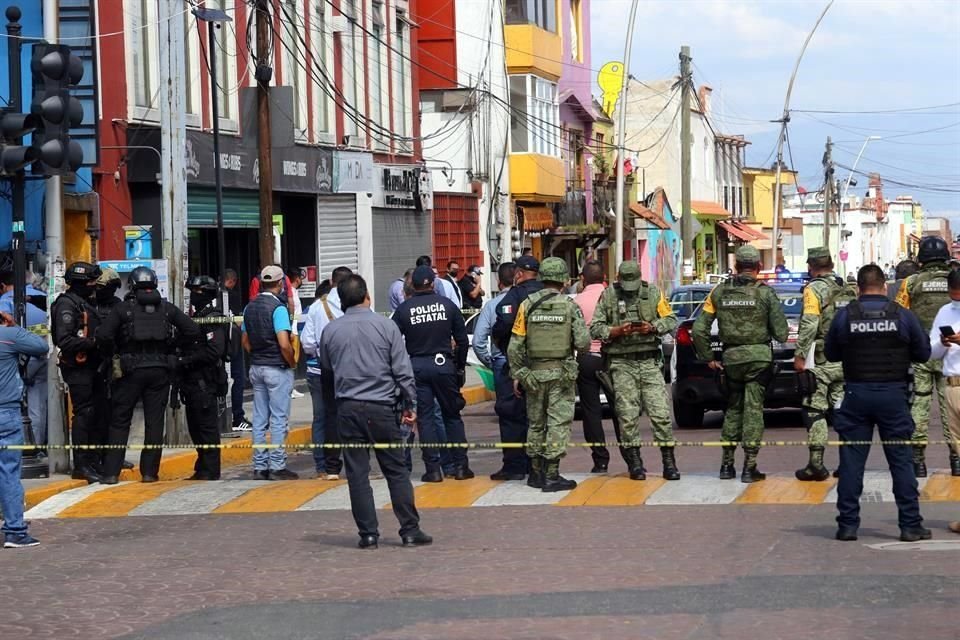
641, 189, 681, 294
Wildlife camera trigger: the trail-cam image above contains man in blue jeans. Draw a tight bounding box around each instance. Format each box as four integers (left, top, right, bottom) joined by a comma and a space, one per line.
0, 312, 49, 548
242, 265, 298, 480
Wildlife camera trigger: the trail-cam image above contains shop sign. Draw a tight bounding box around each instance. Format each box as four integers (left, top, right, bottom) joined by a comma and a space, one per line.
372, 164, 433, 211
334, 151, 374, 193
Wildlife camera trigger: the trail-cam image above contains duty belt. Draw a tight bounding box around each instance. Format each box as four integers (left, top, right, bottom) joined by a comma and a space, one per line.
945, 376, 960, 387
608, 351, 658, 361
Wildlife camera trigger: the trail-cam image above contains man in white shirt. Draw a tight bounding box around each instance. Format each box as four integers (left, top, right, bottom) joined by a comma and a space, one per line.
415, 255, 459, 304
928, 268, 960, 479
301, 266, 353, 479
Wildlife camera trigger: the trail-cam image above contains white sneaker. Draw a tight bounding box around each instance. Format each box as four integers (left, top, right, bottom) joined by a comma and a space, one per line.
291, 389, 305, 399
325, 473, 340, 481
232, 419, 252, 432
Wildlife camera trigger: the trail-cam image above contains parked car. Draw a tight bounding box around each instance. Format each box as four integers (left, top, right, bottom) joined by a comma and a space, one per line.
669, 282, 804, 428
662, 284, 714, 382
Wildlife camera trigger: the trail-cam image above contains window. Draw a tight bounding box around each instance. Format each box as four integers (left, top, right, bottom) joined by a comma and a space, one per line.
369, 2, 387, 148
310, 1, 333, 140
393, 10, 412, 147
281, 0, 308, 140
505, 0, 556, 32
207, 0, 237, 129
509, 75, 559, 156
570, 0, 582, 62
723, 185, 729, 212
341, 0, 363, 138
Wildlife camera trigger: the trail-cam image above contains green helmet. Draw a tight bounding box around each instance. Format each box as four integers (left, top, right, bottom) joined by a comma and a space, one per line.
96, 267, 121, 287
539, 257, 569, 284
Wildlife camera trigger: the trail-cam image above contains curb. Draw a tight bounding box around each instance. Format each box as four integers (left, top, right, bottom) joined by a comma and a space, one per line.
24, 384, 494, 510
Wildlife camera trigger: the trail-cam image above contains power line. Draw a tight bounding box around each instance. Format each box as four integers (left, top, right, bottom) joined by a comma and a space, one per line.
794, 102, 960, 115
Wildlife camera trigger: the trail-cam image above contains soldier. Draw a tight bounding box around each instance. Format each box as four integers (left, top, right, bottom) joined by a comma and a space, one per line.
507, 257, 590, 492
93, 268, 123, 317
589, 260, 679, 481
794, 247, 858, 481
895, 235, 952, 476
693, 246, 788, 483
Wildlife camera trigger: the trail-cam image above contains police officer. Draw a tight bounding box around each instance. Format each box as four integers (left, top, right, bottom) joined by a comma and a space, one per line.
692, 246, 788, 483
96, 267, 203, 484
794, 247, 858, 481
590, 260, 679, 481
393, 265, 471, 482
51, 261, 104, 483
93, 268, 123, 318
825, 264, 932, 542
507, 258, 590, 492
895, 236, 951, 476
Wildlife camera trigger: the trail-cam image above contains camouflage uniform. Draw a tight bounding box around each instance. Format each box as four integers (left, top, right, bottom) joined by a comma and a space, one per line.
508, 257, 590, 492
693, 246, 788, 483
589, 261, 679, 480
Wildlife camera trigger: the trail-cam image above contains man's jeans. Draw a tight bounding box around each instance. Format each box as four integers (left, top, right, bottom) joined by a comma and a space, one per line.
230, 347, 247, 421
307, 372, 343, 474
25, 358, 47, 446
249, 365, 294, 471
0, 406, 27, 535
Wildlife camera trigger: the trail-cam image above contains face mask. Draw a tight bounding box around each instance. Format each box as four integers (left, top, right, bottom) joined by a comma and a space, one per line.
95, 286, 117, 303
449, 269, 460, 278
191, 292, 215, 310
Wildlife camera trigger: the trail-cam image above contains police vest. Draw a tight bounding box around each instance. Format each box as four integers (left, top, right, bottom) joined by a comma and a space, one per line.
119, 296, 172, 354
842, 301, 911, 383
908, 265, 950, 331
525, 292, 574, 360
812, 276, 858, 341
602, 283, 660, 355
715, 280, 769, 346
245, 294, 287, 367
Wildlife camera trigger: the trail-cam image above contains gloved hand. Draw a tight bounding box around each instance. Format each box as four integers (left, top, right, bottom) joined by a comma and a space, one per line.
457, 368, 466, 388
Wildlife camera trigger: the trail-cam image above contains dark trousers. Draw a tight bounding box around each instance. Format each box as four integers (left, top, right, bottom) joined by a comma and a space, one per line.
182, 379, 222, 479
576, 352, 626, 465
104, 367, 171, 477
411, 356, 468, 473
493, 357, 530, 474
62, 367, 108, 470
834, 382, 922, 530
337, 399, 420, 538
307, 372, 343, 474
230, 347, 247, 422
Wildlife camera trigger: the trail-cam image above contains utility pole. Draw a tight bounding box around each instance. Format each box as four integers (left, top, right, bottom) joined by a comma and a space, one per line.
679, 46, 693, 280
255, 0, 274, 265
822, 136, 834, 248
613, 0, 639, 272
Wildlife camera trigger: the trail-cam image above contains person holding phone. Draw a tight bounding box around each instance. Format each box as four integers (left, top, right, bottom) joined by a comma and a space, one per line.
927, 268, 960, 480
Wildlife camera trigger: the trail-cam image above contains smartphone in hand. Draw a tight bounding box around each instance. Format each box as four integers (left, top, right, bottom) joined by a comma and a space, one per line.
940, 326, 955, 338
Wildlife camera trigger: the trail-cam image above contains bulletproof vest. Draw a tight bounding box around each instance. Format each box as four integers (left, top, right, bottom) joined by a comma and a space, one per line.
908, 265, 950, 331
602, 283, 660, 355
813, 276, 858, 340
842, 301, 911, 382
525, 291, 574, 360
120, 295, 171, 349
196, 306, 228, 362
715, 280, 769, 346
246, 294, 286, 367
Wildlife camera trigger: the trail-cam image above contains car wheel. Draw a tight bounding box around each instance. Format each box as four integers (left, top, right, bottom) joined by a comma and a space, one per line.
673, 399, 704, 429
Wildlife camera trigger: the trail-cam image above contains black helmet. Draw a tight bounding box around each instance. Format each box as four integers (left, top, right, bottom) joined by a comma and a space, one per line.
917, 236, 950, 264
128, 266, 158, 290
186, 275, 218, 293
64, 261, 101, 285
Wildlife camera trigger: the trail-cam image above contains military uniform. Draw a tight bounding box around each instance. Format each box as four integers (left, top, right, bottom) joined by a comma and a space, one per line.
589, 260, 679, 480
895, 236, 952, 476
794, 247, 858, 481
507, 258, 590, 492
693, 246, 789, 482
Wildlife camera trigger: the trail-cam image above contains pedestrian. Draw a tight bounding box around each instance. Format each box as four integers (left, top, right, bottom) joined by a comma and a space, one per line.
0, 311, 48, 548
926, 268, 960, 478
51, 262, 105, 484
442, 260, 465, 307
507, 257, 590, 491
793, 247, 857, 481
300, 266, 352, 480
393, 265, 471, 481
825, 264, 932, 542
416, 256, 459, 304
223, 268, 252, 433
692, 246, 788, 482
473, 262, 529, 481
318, 274, 432, 549
459, 265, 485, 310
388, 268, 413, 312
888, 259, 919, 299
96, 267, 204, 484
178, 276, 228, 480
590, 260, 680, 480
895, 236, 952, 477
286, 267, 306, 399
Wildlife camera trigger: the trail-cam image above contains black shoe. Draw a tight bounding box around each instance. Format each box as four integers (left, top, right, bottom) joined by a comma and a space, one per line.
741, 467, 766, 484
624, 448, 646, 481
527, 457, 544, 489
912, 446, 928, 478
401, 530, 433, 547
420, 471, 443, 483
542, 458, 577, 492
100, 475, 119, 485
73, 465, 102, 484
271, 469, 300, 480
719, 464, 736, 480
832, 469, 840, 479
490, 469, 526, 481
950, 454, 960, 477
660, 447, 680, 481
835, 526, 858, 541
121, 460, 135, 471
253, 470, 273, 481
141, 475, 159, 483
795, 463, 830, 482
900, 527, 932, 542
453, 466, 475, 481
187, 473, 218, 481
358, 535, 378, 550
590, 462, 609, 474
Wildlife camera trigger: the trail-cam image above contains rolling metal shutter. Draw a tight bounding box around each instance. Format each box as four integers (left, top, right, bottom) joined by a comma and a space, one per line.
187, 188, 260, 228
317, 195, 359, 277
372, 208, 432, 311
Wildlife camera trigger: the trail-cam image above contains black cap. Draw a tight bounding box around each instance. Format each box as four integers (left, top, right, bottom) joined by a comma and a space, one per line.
411, 265, 435, 288
515, 256, 539, 272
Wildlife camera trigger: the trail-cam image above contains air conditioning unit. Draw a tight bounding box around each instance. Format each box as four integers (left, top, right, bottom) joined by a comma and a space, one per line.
342, 134, 365, 148
329, 15, 348, 33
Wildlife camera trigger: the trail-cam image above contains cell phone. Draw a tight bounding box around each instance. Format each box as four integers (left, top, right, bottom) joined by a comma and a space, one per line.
940, 326, 955, 338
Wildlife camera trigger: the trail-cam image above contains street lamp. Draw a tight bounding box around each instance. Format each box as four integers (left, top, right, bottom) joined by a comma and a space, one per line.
613, 0, 640, 273
193, 6, 232, 303
838, 135, 881, 273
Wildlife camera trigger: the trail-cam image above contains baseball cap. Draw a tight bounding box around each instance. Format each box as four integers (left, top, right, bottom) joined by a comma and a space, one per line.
515, 255, 539, 272
412, 265, 436, 288
735, 245, 761, 263
618, 260, 643, 291
260, 265, 285, 283
806, 246, 831, 262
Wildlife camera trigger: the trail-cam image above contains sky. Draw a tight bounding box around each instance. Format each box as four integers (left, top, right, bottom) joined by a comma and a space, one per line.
589, 0, 960, 226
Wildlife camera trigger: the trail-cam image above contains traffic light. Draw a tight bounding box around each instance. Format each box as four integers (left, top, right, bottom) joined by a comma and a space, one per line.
0, 110, 39, 174
30, 43, 84, 175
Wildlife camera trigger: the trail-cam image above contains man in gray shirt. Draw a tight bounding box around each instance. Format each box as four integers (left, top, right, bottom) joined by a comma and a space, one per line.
319, 274, 431, 549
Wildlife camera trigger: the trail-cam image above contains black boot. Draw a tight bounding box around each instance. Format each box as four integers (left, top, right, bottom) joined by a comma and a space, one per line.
741, 447, 766, 483
527, 456, 544, 489
660, 447, 680, 481
795, 446, 830, 481
912, 446, 928, 478
719, 446, 737, 480
950, 453, 960, 477
541, 458, 577, 492
624, 447, 646, 481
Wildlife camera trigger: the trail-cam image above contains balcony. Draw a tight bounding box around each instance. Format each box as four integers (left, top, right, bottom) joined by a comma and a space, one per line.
510, 154, 566, 201
504, 24, 562, 80
557, 180, 587, 227
592, 177, 632, 224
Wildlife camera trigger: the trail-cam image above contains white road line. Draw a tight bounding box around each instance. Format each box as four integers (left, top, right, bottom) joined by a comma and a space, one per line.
472, 482, 567, 507
825, 471, 930, 504
129, 480, 265, 516
25, 482, 132, 520
646, 474, 747, 505
296, 480, 424, 511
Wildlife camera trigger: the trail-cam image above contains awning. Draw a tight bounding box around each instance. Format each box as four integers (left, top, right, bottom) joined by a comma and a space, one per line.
521, 206, 555, 231
909, 233, 922, 243
629, 202, 669, 230
717, 220, 755, 242
690, 200, 732, 217
731, 220, 768, 241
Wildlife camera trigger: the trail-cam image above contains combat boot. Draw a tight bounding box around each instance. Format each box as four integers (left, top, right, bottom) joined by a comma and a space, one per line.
541, 458, 577, 492
527, 456, 544, 489
795, 447, 830, 482
741, 447, 766, 483
950, 453, 960, 477
719, 446, 737, 480
624, 447, 646, 481
912, 446, 928, 478
660, 447, 680, 481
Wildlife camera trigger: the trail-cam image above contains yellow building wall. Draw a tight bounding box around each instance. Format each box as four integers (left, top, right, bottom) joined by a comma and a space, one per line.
745, 170, 796, 228
510, 154, 566, 201
504, 25, 562, 80
64, 209, 93, 264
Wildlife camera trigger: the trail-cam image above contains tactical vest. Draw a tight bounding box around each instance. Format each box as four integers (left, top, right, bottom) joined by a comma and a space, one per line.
908, 265, 951, 331
842, 301, 911, 382
52, 290, 98, 367
602, 283, 660, 355
525, 292, 574, 360
246, 294, 287, 367
813, 276, 858, 340
119, 296, 171, 351
715, 280, 769, 346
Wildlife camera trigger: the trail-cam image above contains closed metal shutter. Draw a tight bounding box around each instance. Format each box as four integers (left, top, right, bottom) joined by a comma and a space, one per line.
317, 195, 359, 277
187, 188, 261, 228
372, 207, 432, 311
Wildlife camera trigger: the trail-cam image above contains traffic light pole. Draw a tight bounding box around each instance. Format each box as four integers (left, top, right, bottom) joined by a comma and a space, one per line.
208, 19, 227, 297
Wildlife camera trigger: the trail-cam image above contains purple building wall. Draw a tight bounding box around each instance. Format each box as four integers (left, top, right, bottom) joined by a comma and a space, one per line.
558, 0, 595, 222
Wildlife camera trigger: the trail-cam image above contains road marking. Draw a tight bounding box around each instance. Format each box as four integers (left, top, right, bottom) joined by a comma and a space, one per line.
24, 482, 122, 519
919, 473, 960, 502
825, 471, 930, 504
129, 481, 265, 516
472, 481, 567, 507
646, 475, 746, 505
296, 480, 424, 511
57, 480, 191, 518
413, 477, 501, 508
214, 479, 345, 514
866, 540, 960, 551
736, 476, 837, 505
582, 475, 667, 506
554, 475, 608, 506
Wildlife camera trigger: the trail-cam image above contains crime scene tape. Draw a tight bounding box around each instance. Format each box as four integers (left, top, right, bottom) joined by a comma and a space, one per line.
191, 308, 481, 325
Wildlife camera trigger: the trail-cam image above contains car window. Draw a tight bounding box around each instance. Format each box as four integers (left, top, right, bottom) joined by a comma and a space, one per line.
670, 290, 692, 318
777, 291, 803, 316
